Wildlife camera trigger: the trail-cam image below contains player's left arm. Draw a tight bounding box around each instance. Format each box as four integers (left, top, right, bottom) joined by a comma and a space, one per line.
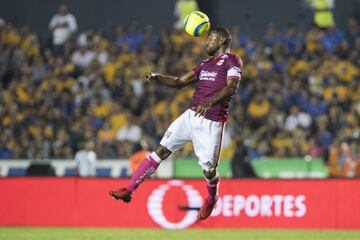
194, 77, 241, 117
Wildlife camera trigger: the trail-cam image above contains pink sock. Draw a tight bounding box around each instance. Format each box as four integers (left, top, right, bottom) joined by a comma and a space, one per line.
206, 174, 220, 204
127, 154, 160, 193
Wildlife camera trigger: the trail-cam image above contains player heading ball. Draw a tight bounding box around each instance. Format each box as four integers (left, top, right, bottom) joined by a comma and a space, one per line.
109, 27, 243, 221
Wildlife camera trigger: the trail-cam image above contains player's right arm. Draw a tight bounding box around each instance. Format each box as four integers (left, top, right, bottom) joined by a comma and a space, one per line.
143, 71, 197, 89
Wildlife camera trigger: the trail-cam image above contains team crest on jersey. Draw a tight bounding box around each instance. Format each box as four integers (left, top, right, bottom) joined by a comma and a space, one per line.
217, 59, 225, 66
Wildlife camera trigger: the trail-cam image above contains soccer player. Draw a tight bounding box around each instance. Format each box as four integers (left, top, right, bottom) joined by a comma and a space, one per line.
109, 28, 243, 221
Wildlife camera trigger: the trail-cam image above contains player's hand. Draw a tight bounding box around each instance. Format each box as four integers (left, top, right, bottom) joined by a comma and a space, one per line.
143, 72, 156, 84
195, 102, 212, 117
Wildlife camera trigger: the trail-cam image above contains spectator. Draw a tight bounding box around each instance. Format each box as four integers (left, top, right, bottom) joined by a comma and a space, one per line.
231, 132, 257, 178
116, 113, 142, 144
309, 0, 335, 30
0, 143, 14, 159
77, 27, 95, 47
303, 95, 327, 117
283, 24, 304, 55
71, 46, 95, 69
0, 17, 5, 26
129, 139, 151, 174
316, 117, 333, 148
326, 139, 360, 177
49, 3, 78, 56
285, 105, 312, 131
119, 24, 144, 52
247, 94, 271, 128
345, 17, 360, 49
174, 0, 199, 29
321, 27, 344, 52
308, 138, 323, 157
74, 140, 97, 177
271, 130, 295, 157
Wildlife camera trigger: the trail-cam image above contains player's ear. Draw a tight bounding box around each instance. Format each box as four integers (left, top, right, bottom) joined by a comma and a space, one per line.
220, 36, 226, 46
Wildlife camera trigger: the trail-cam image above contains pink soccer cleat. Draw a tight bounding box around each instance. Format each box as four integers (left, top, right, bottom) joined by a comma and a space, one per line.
198, 196, 219, 221
109, 188, 132, 203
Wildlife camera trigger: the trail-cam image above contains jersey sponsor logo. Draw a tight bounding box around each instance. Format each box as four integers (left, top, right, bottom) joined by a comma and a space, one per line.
199, 70, 217, 81
147, 180, 203, 230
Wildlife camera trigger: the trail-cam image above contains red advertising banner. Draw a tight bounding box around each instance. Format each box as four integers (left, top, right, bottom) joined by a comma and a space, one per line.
0, 178, 359, 229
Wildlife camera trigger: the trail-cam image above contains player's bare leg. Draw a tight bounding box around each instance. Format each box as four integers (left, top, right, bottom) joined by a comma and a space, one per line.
109, 145, 171, 203
198, 169, 220, 220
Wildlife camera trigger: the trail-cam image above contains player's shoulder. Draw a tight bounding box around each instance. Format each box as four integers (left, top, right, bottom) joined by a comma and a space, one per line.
196, 58, 209, 67
224, 53, 243, 68
225, 52, 241, 61
202, 58, 212, 63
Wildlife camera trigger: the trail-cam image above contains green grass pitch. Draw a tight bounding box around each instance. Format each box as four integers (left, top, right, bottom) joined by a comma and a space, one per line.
0, 227, 359, 240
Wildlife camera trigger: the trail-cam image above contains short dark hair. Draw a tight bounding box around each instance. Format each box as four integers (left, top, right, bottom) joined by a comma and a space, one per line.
209, 27, 232, 48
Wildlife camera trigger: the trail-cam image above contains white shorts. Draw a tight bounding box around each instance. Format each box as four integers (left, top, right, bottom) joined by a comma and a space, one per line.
160, 109, 225, 172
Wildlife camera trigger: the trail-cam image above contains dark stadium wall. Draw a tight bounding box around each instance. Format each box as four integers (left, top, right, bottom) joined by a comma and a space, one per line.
198, 0, 360, 36
0, 0, 360, 37
0, 0, 178, 39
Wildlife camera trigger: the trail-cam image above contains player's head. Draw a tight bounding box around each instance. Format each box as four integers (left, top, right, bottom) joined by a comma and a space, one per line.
85, 140, 95, 151
206, 27, 232, 56
58, 4, 68, 15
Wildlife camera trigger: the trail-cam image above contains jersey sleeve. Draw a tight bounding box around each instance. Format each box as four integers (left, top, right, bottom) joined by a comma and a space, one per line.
192, 61, 202, 80
227, 54, 243, 80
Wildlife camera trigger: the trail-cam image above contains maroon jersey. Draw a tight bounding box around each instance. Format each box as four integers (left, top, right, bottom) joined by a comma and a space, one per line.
190, 53, 243, 122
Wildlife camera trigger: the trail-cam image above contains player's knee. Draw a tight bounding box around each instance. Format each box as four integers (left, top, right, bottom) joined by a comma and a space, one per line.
203, 169, 216, 179
155, 145, 172, 160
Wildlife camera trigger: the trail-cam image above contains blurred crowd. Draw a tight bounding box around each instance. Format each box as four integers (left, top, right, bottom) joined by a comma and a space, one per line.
0, 5, 359, 176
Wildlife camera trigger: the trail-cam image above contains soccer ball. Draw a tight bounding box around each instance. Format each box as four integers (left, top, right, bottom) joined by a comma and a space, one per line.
184, 11, 210, 37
